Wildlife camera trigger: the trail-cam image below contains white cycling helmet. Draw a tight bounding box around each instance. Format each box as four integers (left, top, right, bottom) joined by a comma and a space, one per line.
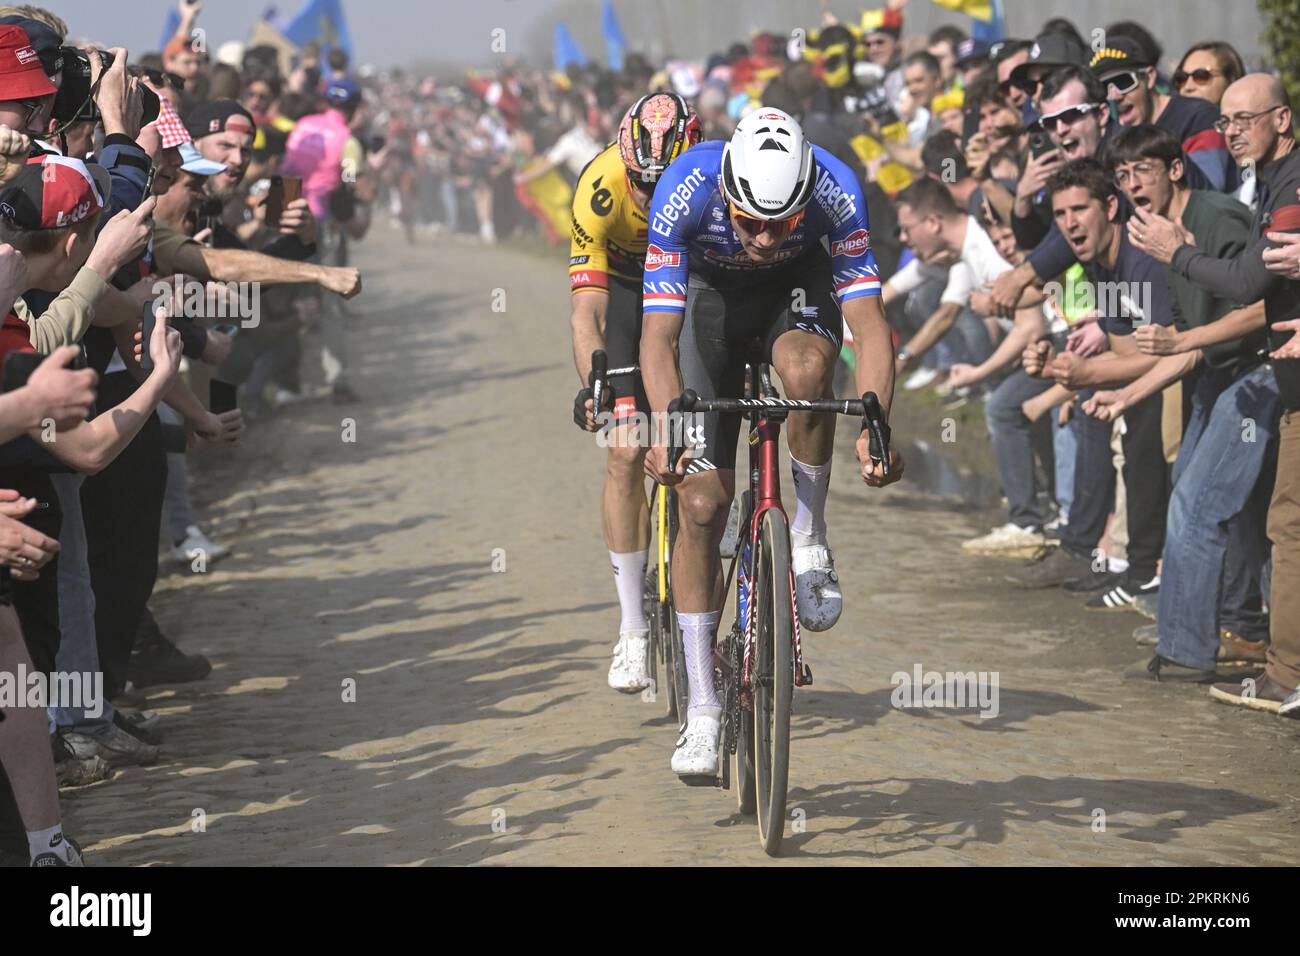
720, 107, 816, 220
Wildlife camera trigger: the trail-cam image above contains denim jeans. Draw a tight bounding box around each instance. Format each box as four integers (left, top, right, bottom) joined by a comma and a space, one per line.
1157, 363, 1281, 669
1060, 389, 1115, 558
48, 472, 113, 731
159, 403, 193, 544
985, 369, 1055, 527
1053, 411, 1077, 519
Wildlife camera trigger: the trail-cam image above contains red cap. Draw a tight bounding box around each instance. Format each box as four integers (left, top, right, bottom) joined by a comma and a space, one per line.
0, 24, 56, 101
0, 155, 109, 230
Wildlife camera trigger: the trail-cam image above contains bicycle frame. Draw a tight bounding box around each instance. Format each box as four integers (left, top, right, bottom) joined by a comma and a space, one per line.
732, 364, 811, 708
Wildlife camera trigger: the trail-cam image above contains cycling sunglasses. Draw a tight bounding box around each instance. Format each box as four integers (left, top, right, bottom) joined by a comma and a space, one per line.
729, 202, 804, 236
1173, 67, 1221, 87
1101, 70, 1144, 96
1028, 102, 1102, 134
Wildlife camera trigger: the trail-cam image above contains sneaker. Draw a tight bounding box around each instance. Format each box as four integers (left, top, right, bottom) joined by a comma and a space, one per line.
940, 386, 971, 410
671, 714, 721, 776
113, 709, 162, 746
129, 627, 211, 688
961, 523, 1046, 557
1133, 623, 1158, 646
792, 544, 842, 632
273, 388, 307, 406
1132, 592, 1159, 620
1086, 574, 1158, 611
1208, 673, 1293, 713
1004, 546, 1091, 589
903, 368, 940, 391
1217, 629, 1268, 668
30, 834, 82, 867
58, 723, 159, 767
1123, 654, 1217, 684
607, 631, 650, 692
171, 525, 230, 565
1063, 568, 1120, 593
1279, 686, 1300, 719
51, 734, 111, 788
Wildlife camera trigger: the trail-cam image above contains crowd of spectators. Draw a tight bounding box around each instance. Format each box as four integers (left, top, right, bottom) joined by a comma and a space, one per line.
0, 0, 1296, 867
0, 0, 371, 865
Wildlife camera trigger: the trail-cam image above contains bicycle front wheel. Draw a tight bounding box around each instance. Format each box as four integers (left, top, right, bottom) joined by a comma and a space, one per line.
752, 507, 794, 855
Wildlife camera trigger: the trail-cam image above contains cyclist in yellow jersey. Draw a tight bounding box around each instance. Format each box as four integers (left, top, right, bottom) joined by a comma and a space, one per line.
569, 92, 702, 693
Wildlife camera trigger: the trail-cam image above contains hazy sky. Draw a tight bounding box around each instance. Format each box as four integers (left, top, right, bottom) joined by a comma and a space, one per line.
55, 0, 552, 67
51, 0, 1267, 71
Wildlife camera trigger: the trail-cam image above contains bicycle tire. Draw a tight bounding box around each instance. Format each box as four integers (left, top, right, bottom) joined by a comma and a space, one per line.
733, 492, 757, 815
752, 507, 793, 855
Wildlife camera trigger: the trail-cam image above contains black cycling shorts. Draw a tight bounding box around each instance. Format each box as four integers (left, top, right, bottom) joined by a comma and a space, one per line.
676, 247, 843, 473
604, 274, 649, 423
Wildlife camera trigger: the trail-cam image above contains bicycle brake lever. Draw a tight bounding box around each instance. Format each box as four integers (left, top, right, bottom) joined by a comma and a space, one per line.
859, 391, 892, 477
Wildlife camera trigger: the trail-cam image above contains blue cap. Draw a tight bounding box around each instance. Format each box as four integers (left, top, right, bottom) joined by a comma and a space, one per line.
178, 142, 227, 176
954, 38, 991, 67
325, 77, 361, 107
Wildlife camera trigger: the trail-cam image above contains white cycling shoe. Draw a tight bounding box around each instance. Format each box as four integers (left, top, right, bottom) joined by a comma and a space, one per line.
792, 543, 842, 632
671, 713, 721, 776
607, 631, 651, 692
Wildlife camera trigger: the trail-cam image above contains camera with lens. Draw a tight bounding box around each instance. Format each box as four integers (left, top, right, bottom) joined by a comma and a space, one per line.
52, 47, 159, 128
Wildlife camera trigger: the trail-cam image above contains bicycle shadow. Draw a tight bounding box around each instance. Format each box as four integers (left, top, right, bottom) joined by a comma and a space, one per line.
773, 774, 1276, 861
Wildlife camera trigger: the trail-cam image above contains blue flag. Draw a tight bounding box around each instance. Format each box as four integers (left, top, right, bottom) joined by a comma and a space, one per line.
282, 0, 352, 56
158, 8, 180, 51
602, 0, 626, 71
554, 22, 587, 71
969, 0, 1005, 44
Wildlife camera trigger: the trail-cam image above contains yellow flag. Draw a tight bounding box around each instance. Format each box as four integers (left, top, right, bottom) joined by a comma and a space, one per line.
930, 0, 993, 22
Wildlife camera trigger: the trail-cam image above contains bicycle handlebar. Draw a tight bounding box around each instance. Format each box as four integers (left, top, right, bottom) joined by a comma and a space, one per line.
667, 389, 892, 477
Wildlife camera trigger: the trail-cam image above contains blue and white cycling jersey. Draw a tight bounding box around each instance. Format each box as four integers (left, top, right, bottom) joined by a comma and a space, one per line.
641, 139, 882, 315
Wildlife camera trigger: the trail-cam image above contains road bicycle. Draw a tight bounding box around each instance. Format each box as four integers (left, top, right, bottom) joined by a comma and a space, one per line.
666, 360, 891, 856
588, 350, 687, 719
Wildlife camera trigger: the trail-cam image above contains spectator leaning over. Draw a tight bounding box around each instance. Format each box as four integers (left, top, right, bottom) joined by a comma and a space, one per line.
1089, 37, 1233, 192
1089, 124, 1273, 679
1021, 159, 1173, 612
1128, 75, 1300, 708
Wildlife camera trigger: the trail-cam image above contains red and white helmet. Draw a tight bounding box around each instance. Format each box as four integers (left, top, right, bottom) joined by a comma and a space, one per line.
617, 91, 702, 185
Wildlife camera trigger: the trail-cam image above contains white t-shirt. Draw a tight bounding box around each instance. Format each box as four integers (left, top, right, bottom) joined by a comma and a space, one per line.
939, 215, 1013, 306
547, 127, 602, 179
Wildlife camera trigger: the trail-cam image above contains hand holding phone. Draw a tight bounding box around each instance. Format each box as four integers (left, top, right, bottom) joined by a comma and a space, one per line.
265, 175, 303, 227
209, 379, 237, 414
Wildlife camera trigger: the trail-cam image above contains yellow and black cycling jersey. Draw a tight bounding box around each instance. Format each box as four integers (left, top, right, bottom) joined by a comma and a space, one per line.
568, 143, 649, 294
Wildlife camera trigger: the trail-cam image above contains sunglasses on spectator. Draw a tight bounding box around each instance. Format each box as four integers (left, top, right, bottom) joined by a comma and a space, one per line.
729, 202, 804, 236
1101, 70, 1145, 96
1173, 68, 1222, 87
1029, 102, 1102, 133
1213, 105, 1285, 134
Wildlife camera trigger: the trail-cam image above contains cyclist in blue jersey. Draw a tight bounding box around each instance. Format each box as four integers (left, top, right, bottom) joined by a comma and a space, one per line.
640, 108, 904, 776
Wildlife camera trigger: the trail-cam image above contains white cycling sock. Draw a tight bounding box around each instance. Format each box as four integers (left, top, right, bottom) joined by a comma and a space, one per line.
27, 824, 78, 865
679, 610, 721, 717
610, 551, 648, 634
790, 456, 830, 549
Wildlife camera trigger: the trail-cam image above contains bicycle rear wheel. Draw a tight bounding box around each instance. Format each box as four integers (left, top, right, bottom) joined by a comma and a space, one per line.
751, 507, 793, 855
